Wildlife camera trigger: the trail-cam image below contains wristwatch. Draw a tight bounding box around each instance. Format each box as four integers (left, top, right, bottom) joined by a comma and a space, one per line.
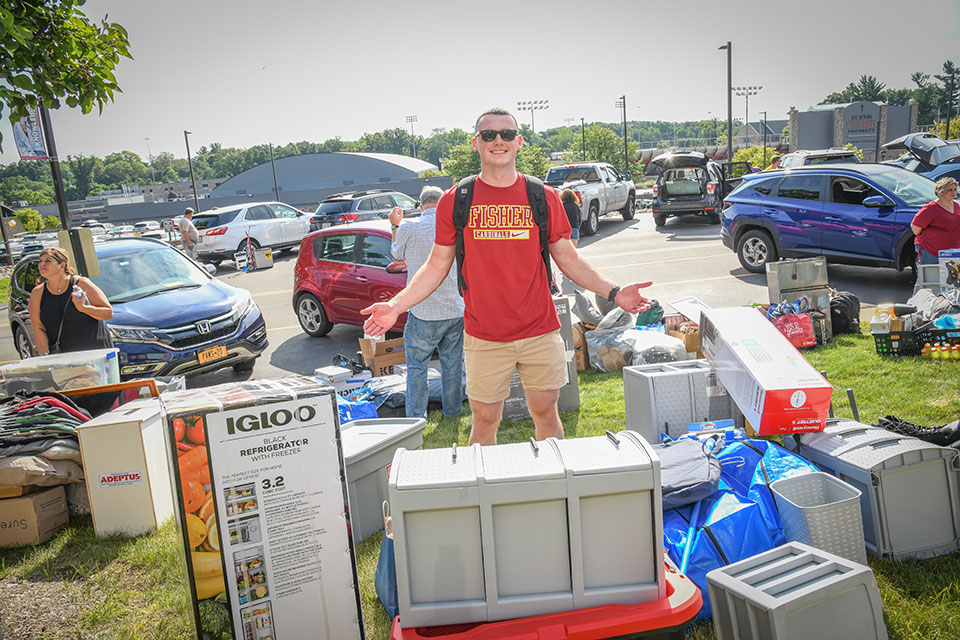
391, 223, 400, 230
607, 285, 621, 303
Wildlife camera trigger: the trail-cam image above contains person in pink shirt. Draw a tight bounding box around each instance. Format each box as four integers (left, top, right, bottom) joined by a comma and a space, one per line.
912, 176, 960, 266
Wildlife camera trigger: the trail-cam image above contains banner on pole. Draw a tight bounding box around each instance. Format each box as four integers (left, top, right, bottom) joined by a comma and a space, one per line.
13, 109, 48, 161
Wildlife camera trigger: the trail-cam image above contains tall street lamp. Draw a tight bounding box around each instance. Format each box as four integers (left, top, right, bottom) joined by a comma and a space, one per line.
184, 130, 200, 214
581, 117, 586, 160
144, 137, 155, 183
269, 142, 280, 201
718, 42, 733, 161
615, 96, 629, 175
759, 110, 768, 167
734, 85, 762, 147
406, 115, 418, 157
517, 100, 548, 135
432, 127, 446, 167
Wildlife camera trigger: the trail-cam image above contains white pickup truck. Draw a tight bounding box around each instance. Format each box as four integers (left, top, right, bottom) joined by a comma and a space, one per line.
543, 162, 636, 236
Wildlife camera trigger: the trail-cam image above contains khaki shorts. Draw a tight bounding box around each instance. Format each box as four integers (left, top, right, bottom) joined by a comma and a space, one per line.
464, 330, 567, 403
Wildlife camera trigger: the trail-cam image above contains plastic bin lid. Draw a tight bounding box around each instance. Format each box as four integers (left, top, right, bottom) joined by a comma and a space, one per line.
394, 445, 478, 489
801, 419, 952, 469
478, 439, 564, 483
314, 365, 355, 382
551, 432, 652, 475
340, 418, 426, 464
0, 347, 118, 374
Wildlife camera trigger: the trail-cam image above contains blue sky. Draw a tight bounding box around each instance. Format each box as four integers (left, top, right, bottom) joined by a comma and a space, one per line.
2, 0, 959, 165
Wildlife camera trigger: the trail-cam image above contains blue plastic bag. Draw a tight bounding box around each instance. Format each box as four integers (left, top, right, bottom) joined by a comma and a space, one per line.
375, 526, 399, 620
336, 393, 378, 425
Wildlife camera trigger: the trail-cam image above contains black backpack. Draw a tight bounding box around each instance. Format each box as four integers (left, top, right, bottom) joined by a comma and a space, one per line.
452, 174, 554, 295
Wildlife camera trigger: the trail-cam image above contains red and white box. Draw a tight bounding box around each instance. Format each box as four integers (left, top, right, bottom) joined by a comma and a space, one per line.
698, 307, 831, 435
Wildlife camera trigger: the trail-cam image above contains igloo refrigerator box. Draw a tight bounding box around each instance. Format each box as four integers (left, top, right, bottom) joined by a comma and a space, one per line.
698, 307, 832, 435
161, 377, 364, 640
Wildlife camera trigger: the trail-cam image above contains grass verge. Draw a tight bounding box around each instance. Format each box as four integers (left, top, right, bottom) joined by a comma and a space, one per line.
0, 277, 8, 305
1, 329, 957, 639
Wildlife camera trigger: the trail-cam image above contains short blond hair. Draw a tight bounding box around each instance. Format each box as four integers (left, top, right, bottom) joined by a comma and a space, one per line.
935, 176, 958, 198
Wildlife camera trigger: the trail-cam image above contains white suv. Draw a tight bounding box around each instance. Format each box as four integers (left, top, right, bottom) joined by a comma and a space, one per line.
192, 201, 310, 266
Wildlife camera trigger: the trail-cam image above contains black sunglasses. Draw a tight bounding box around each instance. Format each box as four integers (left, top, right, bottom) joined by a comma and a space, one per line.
476, 129, 518, 142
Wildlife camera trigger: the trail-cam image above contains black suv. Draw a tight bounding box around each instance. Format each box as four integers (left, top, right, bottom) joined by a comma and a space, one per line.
649, 151, 728, 227
309, 190, 419, 230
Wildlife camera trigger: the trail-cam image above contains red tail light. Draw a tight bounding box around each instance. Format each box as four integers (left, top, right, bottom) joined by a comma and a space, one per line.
652, 184, 659, 197
707, 181, 717, 195
205, 227, 227, 236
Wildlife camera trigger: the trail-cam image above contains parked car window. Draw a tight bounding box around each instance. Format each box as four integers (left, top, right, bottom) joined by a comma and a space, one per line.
830, 177, 882, 206
748, 177, 781, 196
776, 175, 822, 201
545, 166, 600, 182
393, 194, 417, 208
15, 260, 40, 294
357, 198, 374, 211
605, 167, 620, 182
269, 203, 299, 219
244, 205, 274, 221
359, 235, 392, 268
869, 169, 936, 206
314, 234, 357, 262
93, 246, 209, 303
315, 200, 352, 215
193, 210, 240, 229
373, 196, 395, 210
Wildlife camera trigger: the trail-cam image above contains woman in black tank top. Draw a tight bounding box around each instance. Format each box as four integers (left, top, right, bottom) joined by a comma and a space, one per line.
28, 247, 114, 355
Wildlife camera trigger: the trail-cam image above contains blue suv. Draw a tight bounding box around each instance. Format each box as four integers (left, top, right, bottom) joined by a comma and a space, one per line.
720, 164, 935, 274
8, 238, 268, 378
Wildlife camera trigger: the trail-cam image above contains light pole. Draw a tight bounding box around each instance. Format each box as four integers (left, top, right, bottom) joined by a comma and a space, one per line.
517, 99, 548, 135
405, 115, 418, 157
719, 42, 733, 161
269, 142, 280, 201
184, 130, 200, 214
707, 111, 719, 143
615, 96, 629, 176
734, 85, 762, 147
581, 117, 586, 160
432, 127, 446, 167
759, 110, 768, 167
144, 137, 155, 183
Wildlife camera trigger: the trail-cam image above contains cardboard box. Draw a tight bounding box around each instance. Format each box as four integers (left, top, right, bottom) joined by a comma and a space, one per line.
940, 248, 960, 290
359, 337, 406, 376
0, 486, 69, 547
572, 322, 589, 372
77, 397, 176, 537
698, 307, 832, 435
0, 484, 38, 499
668, 329, 700, 356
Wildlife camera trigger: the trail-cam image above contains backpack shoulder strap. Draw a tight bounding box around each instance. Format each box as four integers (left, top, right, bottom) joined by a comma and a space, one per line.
523, 175, 555, 293
453, 175, 476, 295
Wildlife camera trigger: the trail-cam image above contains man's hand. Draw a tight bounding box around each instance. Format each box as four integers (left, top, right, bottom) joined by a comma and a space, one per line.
388, 207, 403, 226
361, 302, 399, 337
614, 282, 654, 313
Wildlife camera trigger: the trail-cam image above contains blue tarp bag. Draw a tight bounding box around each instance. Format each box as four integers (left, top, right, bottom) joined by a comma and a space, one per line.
375, 503, 400, 621
717, 439, 820, 545
336, 393, 378, 425
664, 489, 780, 620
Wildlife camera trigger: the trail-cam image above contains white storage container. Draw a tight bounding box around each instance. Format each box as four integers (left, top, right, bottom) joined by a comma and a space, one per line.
340, 417, 425, 543
551, 431, 665, 608
314, 365, 372, 398
707, 542, 887, 640
624, 359, 743, 442
477, 439, 572, 620
0, 348, 119, 395
389, 444, 486, 627
77, 397, 175, 537
794, 419, 960, 560
771, 471, 867, 565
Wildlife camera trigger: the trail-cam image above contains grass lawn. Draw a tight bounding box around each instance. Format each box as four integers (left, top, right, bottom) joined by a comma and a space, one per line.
0, 277, 8, 304
1, 328, 958, 639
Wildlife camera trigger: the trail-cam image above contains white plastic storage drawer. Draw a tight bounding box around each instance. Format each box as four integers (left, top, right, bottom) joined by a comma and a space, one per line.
794, 419, 960, 560
389, 444, 485, 627
551, 431, 665, 608
707, 542, 887, 640
624, 359, 743, 442
477, 439, 571, 620
340, 418, 425, 543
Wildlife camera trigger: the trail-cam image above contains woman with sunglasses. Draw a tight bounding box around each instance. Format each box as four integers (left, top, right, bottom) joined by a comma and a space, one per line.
28, 247, 114, 356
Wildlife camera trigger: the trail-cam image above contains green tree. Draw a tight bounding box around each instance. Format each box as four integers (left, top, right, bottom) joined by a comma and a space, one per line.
732, 145, 782, 169
564, 125, 640, 177
64, 154, 102, 200
14, 207, 42, 232
516, 145, 549, 179
42, 215, 60, 229
1, 1, 131, 150
101, 150, 147, 186
442, 143, 480, 182
0, 175, 54, 204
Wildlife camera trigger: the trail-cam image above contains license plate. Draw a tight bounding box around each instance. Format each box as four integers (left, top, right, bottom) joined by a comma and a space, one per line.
198, 345, 227, 364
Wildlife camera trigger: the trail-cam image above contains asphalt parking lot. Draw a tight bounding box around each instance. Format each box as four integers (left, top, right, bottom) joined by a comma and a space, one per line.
0, 210, 915, 385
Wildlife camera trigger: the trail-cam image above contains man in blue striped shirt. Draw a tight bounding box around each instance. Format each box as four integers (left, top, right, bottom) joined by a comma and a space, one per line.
389, 186, 465, 418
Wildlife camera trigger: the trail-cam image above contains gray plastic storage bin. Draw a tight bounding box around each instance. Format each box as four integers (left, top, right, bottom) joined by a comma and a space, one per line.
551, 431, 665, 609
793, 419, 960, 560
771, 472, 867, 565
623, 359, 743, 442
707, 542, 887, 640
340, 418, 426, 543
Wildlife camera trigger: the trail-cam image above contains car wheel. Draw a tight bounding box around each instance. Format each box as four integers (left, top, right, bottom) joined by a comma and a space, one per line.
13, 325, 32, 359
581, 202, 600, 236
653, 214, 667, 228
620, 194, 636, 221
236, 238, 261, 256
296, 292, 333, 337
737, 229, 778, 273
208, 258, 223, 267
233, 359, 256, 373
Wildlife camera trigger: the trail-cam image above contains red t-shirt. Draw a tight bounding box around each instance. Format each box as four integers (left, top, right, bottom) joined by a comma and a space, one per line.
435, 175, 571, 341
913, 200, 960, 258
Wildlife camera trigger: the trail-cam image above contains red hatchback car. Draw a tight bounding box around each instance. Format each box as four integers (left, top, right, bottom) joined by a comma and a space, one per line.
293, 220, 408, 336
